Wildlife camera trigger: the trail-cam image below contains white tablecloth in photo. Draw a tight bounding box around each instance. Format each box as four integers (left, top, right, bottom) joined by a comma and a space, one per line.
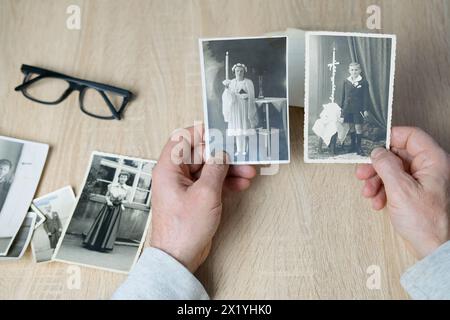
255, 97, 288, 132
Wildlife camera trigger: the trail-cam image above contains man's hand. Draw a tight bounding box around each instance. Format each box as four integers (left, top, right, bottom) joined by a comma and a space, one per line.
150, 125, 257, 273
356, 127, 450, 259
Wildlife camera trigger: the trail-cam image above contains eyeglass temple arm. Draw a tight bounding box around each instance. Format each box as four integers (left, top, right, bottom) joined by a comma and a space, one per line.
99, 90, 122, 120
14, 74, 47, 91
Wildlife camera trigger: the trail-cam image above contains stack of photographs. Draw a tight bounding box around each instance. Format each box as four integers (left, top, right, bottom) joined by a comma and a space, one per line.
0, 136, 48, 258
0, 212, 37, 260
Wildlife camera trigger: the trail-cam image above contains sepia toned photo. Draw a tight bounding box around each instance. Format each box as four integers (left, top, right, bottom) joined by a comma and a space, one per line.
0, 136, 48, 256
304, 32, 396, 163
200, 36, 290, 164
31, 186, 76, 263
53, 152, 156, 273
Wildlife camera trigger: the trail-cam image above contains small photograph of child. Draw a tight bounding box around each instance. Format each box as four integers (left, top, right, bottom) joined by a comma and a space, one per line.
53, 152, 156, 273
304, 32, 396, 163
200, 36, 290, 164
31, 186, 76, 263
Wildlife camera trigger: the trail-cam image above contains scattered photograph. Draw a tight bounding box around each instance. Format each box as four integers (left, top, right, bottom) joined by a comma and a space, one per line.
53, 152, 156, 273
304, 31, 396, 163
0, 212, 36, 260
30, 186, 76, 263
0, 136, 48, 255
200, 36, 290, 164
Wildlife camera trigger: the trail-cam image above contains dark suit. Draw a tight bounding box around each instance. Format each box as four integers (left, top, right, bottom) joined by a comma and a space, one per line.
44, 212, 62, 249
340, 77, 370, 124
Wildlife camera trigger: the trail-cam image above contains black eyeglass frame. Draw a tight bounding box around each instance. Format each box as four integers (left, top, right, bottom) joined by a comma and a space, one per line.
14, 64, 134, 120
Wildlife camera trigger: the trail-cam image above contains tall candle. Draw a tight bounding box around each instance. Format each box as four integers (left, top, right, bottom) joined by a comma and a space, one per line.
225, 51, 229, 80
327, 46, 340, 103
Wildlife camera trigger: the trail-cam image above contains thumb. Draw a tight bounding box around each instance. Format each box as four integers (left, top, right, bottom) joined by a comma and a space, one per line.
371, 147, 415, 194
197, 152, 230, 193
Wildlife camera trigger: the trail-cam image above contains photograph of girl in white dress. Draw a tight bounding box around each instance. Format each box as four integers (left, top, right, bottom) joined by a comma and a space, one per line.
53, 152, 156, 273
304, 32, 396, 163
222, 63, 258, 157
200, 36, 289, 164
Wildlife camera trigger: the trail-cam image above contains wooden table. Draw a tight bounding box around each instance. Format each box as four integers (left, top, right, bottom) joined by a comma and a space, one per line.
0, 0, 449, 299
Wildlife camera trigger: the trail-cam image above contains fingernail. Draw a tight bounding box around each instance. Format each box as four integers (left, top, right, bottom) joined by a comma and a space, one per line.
371, 147, 386, 159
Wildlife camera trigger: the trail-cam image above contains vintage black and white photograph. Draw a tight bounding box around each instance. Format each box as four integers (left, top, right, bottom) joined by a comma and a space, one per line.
0, 212, 36, 260
200, 36, 290, 164
31, 186, 76, 263
53, 152, 156, 273
304, 32, 396, 163
0, 136, 48, 256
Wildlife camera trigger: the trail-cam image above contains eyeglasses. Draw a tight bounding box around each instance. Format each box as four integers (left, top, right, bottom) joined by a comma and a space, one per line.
14, 64, 134, 120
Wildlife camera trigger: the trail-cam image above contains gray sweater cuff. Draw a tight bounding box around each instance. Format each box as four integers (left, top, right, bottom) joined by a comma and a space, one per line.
112, 247, 209, 300
401, 241, 450, 299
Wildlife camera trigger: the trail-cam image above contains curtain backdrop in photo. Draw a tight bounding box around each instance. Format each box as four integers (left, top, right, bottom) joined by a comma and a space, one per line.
308, 35, 393, 130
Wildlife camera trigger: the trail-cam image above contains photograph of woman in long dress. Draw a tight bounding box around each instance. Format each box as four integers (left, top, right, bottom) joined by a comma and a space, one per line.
83, 172, 131, 252
53, 152, 156, 273
222, 63, 258, 157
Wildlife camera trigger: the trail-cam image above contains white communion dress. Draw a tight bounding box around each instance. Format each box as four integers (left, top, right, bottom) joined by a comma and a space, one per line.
222, 78, 258, 137
312, 102, 350, 146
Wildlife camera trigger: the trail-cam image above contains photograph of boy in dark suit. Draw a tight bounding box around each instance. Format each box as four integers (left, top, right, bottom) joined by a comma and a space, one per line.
340, 62, 370, 156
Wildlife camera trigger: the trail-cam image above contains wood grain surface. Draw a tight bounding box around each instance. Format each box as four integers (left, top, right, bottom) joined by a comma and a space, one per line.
0, 0, 449, 299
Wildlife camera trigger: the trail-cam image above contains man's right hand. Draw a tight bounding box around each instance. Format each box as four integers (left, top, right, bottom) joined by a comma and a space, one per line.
356, 127, 450, 259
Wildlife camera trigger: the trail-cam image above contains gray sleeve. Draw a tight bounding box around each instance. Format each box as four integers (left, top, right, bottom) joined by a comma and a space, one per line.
401, 241, 450, 299
111, 247, 209, 300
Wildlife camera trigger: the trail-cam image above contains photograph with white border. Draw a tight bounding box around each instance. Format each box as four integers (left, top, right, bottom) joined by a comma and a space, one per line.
304, 31, 396, 163
31, 186, 76, 263
53, 152, 156, 273
0, 136, 48, 255
200, 36, 290, 164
